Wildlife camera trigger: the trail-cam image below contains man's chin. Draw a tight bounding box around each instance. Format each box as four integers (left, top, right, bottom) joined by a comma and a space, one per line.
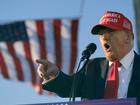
105, 54, 117, 61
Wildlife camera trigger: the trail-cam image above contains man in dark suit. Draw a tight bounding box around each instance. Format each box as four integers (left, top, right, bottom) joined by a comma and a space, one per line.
36, 11, 140, 104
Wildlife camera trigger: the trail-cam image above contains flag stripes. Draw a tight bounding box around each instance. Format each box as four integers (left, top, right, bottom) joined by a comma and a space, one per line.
61, 20, 71, 74
0, 51, 9, 79
6, 43, 24, 81
69, 20, 78, 74
0, 19, 79, 94
36, 21, 47, 60
53, 20, 62, 69
23, 41, 37, 85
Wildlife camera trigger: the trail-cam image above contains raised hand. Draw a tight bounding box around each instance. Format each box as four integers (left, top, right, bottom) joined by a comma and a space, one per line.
36, 59, 59, 81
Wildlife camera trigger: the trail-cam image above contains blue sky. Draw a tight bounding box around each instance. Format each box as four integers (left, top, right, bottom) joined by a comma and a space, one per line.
0, 0, 137, 105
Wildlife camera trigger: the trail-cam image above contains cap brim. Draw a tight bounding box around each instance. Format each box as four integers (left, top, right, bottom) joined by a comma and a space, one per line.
91, 25, 112, 35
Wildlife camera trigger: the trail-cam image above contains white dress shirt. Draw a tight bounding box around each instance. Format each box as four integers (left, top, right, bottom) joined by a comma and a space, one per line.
109, 49, 134, 98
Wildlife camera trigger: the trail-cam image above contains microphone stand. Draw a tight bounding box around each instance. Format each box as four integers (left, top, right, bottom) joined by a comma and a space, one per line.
69, 43, 96, 102
69, 58, 89, 102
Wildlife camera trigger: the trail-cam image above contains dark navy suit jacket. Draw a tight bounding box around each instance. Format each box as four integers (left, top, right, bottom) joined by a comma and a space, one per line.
43, 52, 140, 105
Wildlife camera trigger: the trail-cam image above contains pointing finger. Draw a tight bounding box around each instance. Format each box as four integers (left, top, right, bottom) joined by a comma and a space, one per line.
36, 59, 48, 65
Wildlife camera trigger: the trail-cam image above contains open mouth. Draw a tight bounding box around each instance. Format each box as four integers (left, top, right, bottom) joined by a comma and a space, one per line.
104, 43, 111, 51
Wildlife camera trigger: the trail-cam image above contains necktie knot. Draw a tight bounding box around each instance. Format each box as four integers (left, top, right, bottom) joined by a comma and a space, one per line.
114, 61, 121, 67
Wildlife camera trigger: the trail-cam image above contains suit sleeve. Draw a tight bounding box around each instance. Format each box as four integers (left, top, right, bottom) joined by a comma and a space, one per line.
42, 70, 84, 97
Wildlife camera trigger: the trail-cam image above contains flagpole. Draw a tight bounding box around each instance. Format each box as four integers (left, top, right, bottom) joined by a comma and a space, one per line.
133, 0, 140, 54
79, 0, 85, 18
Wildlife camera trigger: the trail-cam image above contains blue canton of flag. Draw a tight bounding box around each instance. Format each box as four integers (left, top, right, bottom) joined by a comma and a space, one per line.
0, 22, 29, 42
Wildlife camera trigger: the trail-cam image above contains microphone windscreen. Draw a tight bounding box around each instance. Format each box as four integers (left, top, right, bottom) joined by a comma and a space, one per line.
86, 43, 97, 54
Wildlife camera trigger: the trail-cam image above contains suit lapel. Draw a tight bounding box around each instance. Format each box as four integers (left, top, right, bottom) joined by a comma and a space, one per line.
96, 59, 109, 98
100, 59, 109, 80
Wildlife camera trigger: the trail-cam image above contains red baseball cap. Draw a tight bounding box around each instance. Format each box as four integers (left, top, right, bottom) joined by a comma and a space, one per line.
91, 11, 133, 34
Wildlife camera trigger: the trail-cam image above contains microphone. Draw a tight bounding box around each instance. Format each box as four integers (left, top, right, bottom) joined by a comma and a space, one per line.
69, 43, 97, 102
80, 43, 97, 61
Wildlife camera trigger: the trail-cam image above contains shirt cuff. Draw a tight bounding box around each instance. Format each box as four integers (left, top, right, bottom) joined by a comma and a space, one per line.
42, 71, 60, 84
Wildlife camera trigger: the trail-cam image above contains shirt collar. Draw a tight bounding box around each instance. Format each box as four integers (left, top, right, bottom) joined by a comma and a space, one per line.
120, 49, 134, 70
109, 49, 134, 70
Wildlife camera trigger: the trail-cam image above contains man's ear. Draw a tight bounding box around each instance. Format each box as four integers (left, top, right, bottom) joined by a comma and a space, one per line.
125, 31, 131, 44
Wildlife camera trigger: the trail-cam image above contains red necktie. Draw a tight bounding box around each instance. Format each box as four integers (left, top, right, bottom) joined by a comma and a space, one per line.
104, 61, 121, 99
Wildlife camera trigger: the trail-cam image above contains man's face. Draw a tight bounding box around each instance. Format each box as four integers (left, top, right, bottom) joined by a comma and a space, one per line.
99, 28, 130, 61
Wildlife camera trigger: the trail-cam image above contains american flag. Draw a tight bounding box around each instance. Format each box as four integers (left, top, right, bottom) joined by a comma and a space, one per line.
0, 19, 79, 94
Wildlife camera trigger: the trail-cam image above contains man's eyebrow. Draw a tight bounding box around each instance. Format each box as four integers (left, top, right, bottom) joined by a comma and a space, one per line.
98, 28, 114, 35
